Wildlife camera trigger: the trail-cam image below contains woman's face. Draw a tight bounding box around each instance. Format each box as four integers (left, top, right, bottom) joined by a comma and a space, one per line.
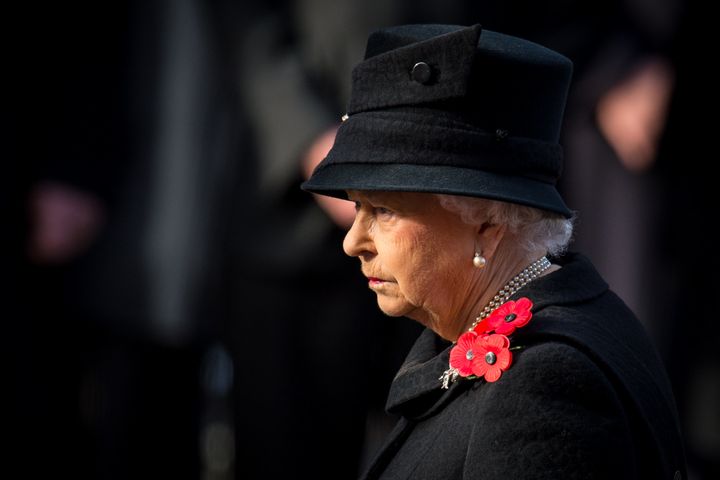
344, 190, 480, 339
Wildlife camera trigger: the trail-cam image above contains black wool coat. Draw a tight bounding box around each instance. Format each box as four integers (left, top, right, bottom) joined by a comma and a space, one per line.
361, 253, 686, 480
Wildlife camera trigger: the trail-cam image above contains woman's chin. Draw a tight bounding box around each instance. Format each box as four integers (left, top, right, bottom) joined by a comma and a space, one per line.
376, 304, 406, 318
375, 297, 412, 318
375, 298, 431, 327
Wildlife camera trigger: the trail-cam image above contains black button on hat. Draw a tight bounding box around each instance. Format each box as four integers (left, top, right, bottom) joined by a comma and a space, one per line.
411, 62, 432, 84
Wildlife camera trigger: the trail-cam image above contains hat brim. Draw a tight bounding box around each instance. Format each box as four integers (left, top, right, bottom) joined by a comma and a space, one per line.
301, 162, 573, 218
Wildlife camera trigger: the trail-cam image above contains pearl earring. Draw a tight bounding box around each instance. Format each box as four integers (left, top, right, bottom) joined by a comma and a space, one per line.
473, 252, 487, 269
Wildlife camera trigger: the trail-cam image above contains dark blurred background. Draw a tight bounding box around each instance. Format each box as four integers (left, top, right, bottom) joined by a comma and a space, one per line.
4, 1, 717, 479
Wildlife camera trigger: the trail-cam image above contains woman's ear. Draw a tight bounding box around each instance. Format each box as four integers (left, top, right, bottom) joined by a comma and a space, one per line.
476, 222, 507, 260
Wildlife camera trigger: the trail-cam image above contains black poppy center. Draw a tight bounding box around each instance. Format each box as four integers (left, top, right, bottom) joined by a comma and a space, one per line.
485, 352, 497, 365
505, 313, 517, 323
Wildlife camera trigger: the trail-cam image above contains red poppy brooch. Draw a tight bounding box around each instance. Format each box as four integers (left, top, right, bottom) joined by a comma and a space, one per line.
440, 297, 534, 389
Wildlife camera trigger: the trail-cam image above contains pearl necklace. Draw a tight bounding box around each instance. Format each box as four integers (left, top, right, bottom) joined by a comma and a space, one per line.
468, 256, 551, 331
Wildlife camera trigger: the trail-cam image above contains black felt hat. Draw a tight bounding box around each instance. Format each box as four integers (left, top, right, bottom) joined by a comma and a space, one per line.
301, 24, 574, 217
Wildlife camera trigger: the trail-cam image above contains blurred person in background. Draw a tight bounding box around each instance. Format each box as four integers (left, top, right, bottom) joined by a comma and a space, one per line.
7, 2, 215, 478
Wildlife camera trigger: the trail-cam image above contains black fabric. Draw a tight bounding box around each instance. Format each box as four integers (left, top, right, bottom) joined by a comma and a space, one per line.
349, 25, 481, 113
325, 110, 563, 182
360, 253, 686, 480
302, 24, 574, 218
363, 24, 469, 60
350, 27, 572, 143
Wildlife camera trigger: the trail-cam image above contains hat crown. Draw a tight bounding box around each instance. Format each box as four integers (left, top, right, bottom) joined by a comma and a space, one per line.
364, 24, 467, 59
348, 24, 573, 143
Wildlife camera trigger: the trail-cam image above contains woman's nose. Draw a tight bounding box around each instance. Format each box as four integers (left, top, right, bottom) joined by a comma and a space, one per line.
343, 212, 373, 257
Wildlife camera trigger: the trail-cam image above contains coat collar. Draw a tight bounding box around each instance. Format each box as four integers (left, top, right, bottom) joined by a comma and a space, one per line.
516, 252, 608, 312
385, 252, 607, 418
385, 328, 457, 418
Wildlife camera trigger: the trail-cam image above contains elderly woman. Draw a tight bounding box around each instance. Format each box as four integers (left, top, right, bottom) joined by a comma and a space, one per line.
302, 24, 685, 480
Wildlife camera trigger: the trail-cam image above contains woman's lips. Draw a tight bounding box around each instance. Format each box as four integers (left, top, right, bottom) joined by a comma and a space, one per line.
368, 277, 386, 287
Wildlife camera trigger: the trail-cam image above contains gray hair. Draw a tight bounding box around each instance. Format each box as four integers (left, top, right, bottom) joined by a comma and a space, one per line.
436, 194, 574, 256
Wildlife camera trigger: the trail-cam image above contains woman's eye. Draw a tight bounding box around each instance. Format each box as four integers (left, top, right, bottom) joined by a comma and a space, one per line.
375, 206, 393, 216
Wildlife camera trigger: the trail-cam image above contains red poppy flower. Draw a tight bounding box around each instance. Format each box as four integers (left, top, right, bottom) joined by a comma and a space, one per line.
486, 297, 533, 335
470, 317, 493, 335
449, 331, 480, 377
443, 297, 535, 388
471, 334, 513, 382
